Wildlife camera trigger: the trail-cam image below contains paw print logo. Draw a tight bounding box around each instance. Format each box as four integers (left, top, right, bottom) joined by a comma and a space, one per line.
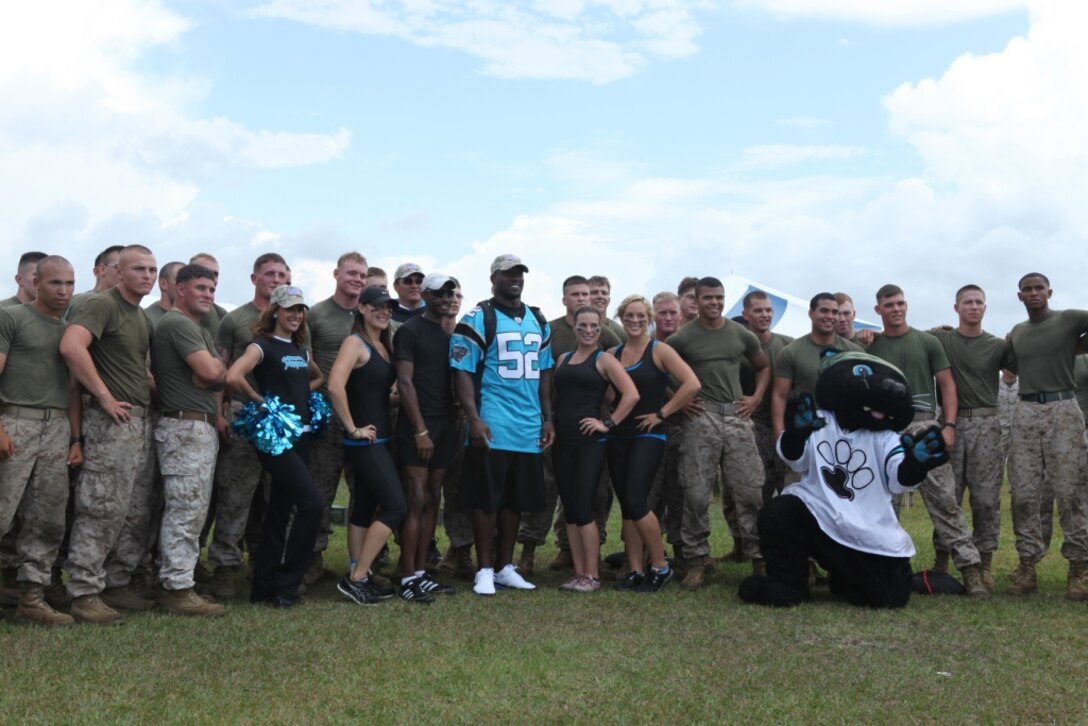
816, 439, 874, 501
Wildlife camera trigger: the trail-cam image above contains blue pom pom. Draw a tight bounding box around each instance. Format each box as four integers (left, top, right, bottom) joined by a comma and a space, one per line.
232, 395, 304, 455
308, 391, 332, 433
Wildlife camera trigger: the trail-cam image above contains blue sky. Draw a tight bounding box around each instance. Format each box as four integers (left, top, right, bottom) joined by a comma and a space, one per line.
2, 0, 1083, 335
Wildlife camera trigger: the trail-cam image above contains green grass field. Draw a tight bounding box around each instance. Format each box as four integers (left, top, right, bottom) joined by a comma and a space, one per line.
3, 490, 1087, 724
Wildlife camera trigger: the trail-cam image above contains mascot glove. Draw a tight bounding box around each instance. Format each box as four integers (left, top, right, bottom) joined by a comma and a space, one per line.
781, 392, 825, 460
897, 425, 949, 486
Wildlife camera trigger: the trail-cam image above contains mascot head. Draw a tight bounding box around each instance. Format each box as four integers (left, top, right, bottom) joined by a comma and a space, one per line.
814, 351, 914, 432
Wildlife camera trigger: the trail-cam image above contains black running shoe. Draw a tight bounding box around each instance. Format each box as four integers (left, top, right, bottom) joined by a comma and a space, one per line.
417, 576, 457, 596
614, 570, 645, 592
337, 576, 381, 606
399, 579, 435, 605
638, 567, 674, 593
366, 577, 395, 600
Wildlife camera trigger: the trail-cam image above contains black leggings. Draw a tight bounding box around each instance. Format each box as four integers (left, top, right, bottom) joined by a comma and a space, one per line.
346, 443, 407, 530
740, 494, 912, 609
553, 438, 605, 527
251, 436, 322, 602
607, 436, 664, 521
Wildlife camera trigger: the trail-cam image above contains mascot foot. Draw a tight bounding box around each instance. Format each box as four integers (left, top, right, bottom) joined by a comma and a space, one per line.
738, 575, 805, 607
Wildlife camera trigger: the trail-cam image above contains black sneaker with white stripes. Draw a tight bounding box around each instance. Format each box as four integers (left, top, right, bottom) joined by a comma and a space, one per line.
416, 576, 457, 596
399, 578, 435, 605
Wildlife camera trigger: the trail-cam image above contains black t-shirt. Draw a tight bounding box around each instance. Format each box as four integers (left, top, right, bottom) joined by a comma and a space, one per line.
611, 341, 667, 437
252, 336, 311, 422
393, 315, 452, 419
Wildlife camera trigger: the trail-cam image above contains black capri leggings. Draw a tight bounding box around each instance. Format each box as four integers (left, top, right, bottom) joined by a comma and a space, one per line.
607, 436, 664, 522
553, 437, 606, 527
346, 442, 407, 530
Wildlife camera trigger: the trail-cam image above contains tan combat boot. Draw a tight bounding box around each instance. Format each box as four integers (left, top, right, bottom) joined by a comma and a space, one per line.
1065, 560, 1088, 601
720, 537, 748, 563
14, 583, 75, 626
680, 561, 706, 591
961, 565, 990, 598
751, 558, 767, 578
517, 543, 536, 576
70, 594, 125, 625
101, 583, 157, 611
932, 550, 951, 574
210, 565, 239, 601
160, 587, 227, 617
979, 552, 995, 593
302, 551, 325, 588
549, 548, 574, 572
453, 545, 475, 581
1005, 559, 1038, 595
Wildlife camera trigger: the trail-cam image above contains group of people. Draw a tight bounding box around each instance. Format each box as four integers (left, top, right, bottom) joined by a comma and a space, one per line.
1, 244, 1087, 626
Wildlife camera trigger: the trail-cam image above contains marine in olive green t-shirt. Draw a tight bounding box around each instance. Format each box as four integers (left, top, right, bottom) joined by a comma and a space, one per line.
929, 329, 1012, 410
866, 327, 949, 413
69, 287, 152, 407
774, 333, 863, 396
666, 319, 762, 404
0, 295, 22, 309
150, 310, 219, 416
307, 296, 357, 380
216, 302, 261, 402
743, 332, 793, 425
548, 315, 622, 357
1007, 309, 1088, 396
1074, 354, 1088, 422
144, 301, 170, 330
0, 303, 70, 410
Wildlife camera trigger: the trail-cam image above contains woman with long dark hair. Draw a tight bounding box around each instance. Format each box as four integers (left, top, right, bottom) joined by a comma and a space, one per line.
226, 285, 324, 608
552, 306, 639, 592
328, 286, 426, 605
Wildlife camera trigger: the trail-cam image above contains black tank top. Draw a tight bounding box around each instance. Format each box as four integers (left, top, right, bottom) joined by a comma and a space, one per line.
345, 334, 396, 439
554, 350, 608, 441
611, 340, 667, 437
253, 337, 311, 422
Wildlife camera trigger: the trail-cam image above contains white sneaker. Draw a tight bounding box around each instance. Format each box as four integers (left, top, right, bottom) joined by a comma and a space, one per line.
494, 564, 536, 590
473, 568, 496, 596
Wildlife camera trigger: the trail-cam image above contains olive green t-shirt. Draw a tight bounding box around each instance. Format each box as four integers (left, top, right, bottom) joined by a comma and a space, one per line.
64, 290, 101, 321
144, 302, 170, 330
150, 310, 218, 415
548, 316, 622, 358
0, 304, 70, 409
742, 332, 793, 424
200, 303, 228, 340
930, 329, 1012, 409
666, 319, 761, 404
0, 295, 22, 309
70, 287, 152, 406
308, 296, 357, 379
866, 327, 949, 413
216, 302, 261, 402
1074, 354, 1088, 421
774, 333, 863, 395
1007, 309, 1088, 395
603, 317, 628, 344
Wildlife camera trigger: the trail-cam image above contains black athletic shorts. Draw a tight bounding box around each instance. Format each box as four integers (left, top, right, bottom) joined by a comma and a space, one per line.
460, 446, 545, 514
397, 414, 457, 470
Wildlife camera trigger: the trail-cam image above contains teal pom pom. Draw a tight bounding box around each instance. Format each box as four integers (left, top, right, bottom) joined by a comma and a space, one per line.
309, 391, 332, 433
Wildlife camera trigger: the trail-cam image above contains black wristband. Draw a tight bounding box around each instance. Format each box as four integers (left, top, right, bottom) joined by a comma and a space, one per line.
70, 436, 82, 445
603, 417, 615, 430
656, 409, 667, 420
942, 422, 957, 429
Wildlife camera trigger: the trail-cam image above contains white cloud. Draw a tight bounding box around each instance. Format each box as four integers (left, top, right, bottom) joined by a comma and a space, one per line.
0, 1, 351, 267
737, 0, 1027, 26
736, 144, 866, 170
251, 0, 712, 84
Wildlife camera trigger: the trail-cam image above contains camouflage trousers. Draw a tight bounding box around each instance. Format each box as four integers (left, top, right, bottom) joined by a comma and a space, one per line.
442, 420, 474, 549
936, 414, 1004, 554
309, 416, 353, 553
0, 413, 70, 586
154, 417, 218, 590
1008, 399, 1088, 562
518, 447, 611, 549
207, 401, 264, 568
901, 416, 980, 570
65, 408, 156, 598
753, 420, 789, 502
678, 410, 764, 561
651, 419, 683, 547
